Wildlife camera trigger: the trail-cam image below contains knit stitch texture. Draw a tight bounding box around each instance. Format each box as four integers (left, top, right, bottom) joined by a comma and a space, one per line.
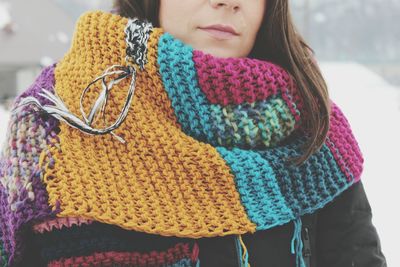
0, 11, 364, 267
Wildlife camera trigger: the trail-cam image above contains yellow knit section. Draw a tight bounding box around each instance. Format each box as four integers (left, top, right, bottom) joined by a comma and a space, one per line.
43, 11, 256, 238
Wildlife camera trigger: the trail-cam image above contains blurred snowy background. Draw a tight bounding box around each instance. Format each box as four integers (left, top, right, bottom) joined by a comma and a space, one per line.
0, 0, 399, 266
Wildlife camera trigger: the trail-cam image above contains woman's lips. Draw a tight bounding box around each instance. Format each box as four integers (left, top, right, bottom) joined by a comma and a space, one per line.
199, 27, 239, 40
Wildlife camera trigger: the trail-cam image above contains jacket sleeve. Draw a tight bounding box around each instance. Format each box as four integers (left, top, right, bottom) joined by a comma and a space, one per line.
316, 180, 387, 267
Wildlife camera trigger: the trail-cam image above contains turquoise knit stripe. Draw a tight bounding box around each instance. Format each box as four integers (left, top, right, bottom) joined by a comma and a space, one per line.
217, 136, 354, 230
258, 138, 353, 216
157, 33, 297, 149
158, 33, 214, 143
217, 147, 295, 230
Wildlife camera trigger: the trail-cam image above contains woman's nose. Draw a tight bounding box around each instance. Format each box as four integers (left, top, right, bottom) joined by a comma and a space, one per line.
209, 0, 241, 11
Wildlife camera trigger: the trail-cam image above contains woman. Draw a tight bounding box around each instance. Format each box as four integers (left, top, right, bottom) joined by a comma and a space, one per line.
0, 0, 387, 266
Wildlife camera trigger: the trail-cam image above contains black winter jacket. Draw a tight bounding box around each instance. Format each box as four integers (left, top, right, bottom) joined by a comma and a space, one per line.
22, 180, 386, 267
197, 180, 387, 267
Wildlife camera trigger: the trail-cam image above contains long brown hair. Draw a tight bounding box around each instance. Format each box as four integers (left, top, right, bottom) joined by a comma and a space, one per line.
113, 0, 331, 167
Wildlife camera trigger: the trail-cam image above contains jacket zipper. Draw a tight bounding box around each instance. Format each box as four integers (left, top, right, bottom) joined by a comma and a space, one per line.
302, 227, 312, 267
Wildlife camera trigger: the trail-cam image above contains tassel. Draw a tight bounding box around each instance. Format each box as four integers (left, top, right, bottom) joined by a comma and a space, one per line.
235, 235, 251, 267
235, 235, 243, 266
291, 217, 306, 267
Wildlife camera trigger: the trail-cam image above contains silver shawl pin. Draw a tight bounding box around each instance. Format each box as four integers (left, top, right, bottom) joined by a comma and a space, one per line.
12, 17, 154, 144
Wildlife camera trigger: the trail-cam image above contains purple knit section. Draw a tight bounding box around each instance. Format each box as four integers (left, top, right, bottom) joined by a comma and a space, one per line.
0, 64, 59, 266
15, 64, 57, 106
14, 64, 59, 136
0, 175, 54, 265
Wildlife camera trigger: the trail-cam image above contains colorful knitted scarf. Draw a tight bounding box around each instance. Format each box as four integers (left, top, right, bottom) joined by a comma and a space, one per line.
0, 11, 364, 267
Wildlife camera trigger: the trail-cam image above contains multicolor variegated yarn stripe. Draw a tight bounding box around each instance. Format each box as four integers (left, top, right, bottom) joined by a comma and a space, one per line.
0, 11, 363, 267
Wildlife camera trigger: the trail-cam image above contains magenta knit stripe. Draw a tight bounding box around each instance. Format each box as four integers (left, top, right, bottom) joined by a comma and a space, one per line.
47, 242, 199, 267
33, 217, 94, 234
192, 50, 304, 123
326, 102, 364, 182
